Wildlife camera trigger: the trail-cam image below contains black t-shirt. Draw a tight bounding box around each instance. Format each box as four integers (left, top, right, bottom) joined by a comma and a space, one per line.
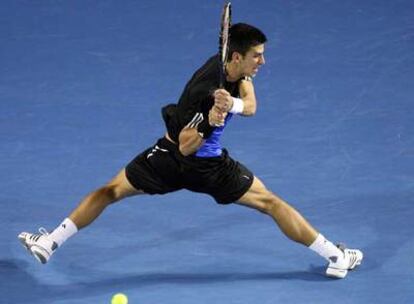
162, 55, 241, 142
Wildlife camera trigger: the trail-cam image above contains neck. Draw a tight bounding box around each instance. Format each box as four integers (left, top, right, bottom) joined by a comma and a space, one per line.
225, 61, 241, 82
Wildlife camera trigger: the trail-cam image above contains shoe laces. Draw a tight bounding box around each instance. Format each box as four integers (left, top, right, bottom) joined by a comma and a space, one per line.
347, 250, 359, 266
38, 227, 50, 236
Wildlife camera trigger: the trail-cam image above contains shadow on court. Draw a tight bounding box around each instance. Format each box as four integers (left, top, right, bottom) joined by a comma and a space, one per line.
4, 191, 413, 303
1, 259, 331, 303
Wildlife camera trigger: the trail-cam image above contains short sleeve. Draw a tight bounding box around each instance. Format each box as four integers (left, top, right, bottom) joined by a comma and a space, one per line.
178, 83, 216, 139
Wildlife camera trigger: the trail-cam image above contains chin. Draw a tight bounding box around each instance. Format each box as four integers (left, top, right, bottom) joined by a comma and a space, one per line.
244, 72, 256, 78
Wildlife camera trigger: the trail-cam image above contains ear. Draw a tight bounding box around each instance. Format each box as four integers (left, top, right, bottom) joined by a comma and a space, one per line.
231, 51, 243, 63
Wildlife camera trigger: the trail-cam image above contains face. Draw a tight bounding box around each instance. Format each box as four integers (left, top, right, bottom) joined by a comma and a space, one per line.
236, 44, 266, 78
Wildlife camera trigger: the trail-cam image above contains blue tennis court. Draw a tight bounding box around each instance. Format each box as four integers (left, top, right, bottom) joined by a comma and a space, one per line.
1, 1, 413, 303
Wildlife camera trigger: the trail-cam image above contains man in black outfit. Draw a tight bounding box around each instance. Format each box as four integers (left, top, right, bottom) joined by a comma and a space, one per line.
19, 23, 363, 279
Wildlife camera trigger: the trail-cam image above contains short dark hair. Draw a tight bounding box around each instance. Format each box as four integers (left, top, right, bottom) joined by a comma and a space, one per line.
228, 23, 267, 59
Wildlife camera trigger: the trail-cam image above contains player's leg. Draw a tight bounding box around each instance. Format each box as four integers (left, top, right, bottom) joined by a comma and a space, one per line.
237, 176, 363, 278
18, 168, 144, 264
19, 137, 183, 264
237, 176, 318, 245
69, 168, 143, 229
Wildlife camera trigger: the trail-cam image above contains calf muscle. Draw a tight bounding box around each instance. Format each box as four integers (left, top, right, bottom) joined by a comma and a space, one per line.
238, 176, 318, 246
69, 169, 141, 229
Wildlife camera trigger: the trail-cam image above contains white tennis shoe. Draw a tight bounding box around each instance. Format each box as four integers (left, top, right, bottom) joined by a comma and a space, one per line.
326, 244, 363, 279
18, 228, 58, 264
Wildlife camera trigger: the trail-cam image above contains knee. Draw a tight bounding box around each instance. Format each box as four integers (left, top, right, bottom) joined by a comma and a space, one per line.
96, 183, 122, 205
260, 192, 282, 215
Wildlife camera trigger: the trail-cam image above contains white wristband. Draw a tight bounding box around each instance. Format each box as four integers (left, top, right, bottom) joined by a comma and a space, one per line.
229, 97, 244, 114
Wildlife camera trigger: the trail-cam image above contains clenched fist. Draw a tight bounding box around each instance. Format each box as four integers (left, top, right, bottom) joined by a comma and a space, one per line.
208, 106, 227, 127
213, 89, 233, 112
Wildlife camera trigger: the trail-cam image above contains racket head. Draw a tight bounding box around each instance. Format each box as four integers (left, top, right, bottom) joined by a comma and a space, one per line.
219, 2, 232, 87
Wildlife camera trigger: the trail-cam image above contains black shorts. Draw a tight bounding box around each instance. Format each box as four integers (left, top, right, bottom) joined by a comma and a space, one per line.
125, 137, 254, 204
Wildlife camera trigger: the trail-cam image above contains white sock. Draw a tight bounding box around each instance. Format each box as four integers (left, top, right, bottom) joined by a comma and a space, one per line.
309, 233, 343, 262
49, 218, 78, 247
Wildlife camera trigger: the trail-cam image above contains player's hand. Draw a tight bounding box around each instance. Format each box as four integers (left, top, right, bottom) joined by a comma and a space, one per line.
214, 89, 233, 112
208, 106, 227, 127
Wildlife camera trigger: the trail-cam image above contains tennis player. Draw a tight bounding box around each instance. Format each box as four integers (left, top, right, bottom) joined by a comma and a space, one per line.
19, 23, 362, 279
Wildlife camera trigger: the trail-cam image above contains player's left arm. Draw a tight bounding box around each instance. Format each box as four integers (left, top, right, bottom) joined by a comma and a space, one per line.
178, 106, 226, 156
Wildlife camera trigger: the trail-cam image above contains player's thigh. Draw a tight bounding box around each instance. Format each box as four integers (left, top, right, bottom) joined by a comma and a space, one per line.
236, 175, 273, 212
107, 168, 144, 200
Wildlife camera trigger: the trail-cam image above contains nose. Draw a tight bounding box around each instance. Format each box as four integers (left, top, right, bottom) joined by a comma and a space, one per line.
259, 54, 265, 65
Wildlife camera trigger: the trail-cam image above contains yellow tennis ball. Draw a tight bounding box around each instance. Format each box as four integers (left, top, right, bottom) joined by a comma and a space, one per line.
111, 293, 128, 304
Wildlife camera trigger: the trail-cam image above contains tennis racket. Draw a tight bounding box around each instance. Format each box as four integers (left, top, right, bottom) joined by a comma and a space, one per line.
219, 2, 232, 88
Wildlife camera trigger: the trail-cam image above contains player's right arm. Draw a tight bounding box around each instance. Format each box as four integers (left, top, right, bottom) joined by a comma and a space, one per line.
213, 78, 257, 117
238, 77, 257, 116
